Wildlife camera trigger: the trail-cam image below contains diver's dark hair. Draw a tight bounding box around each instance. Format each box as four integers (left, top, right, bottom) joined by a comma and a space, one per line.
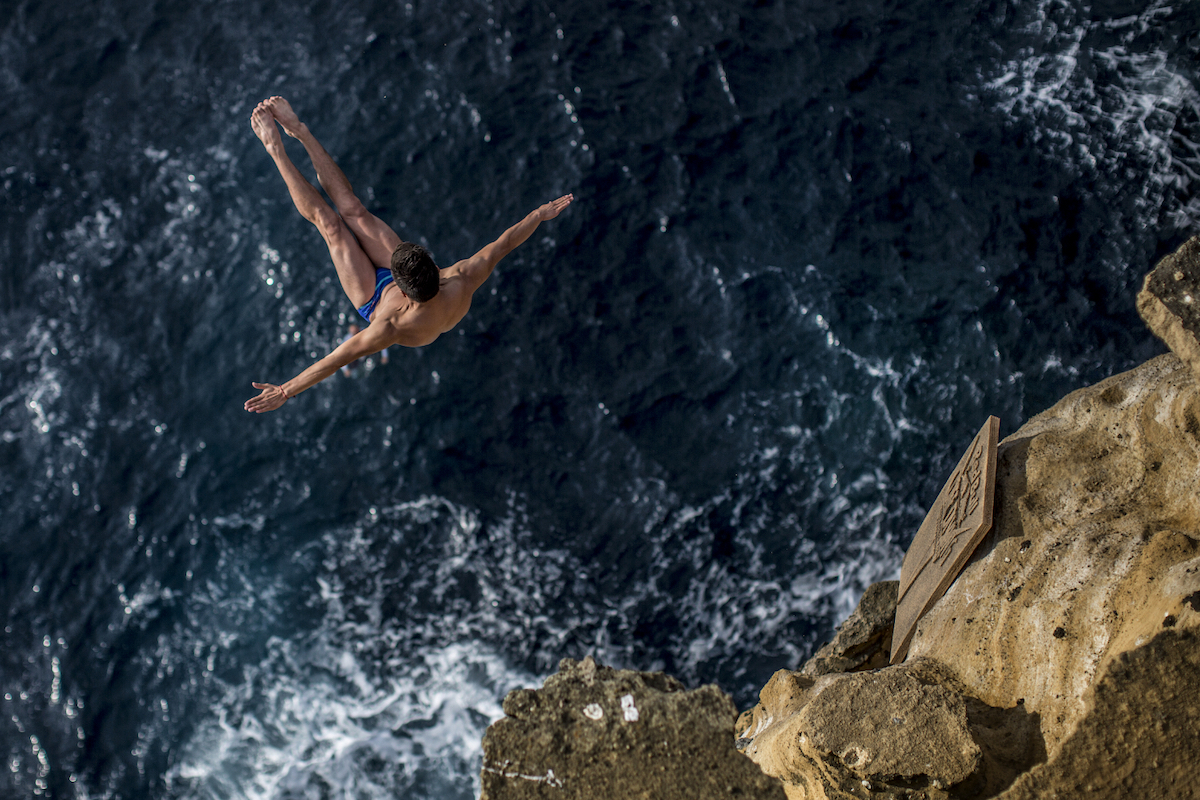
390, 242, 440, 302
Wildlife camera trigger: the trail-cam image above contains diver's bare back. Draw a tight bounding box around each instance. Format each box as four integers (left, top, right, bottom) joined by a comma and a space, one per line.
368, 264, 475, 348
242, 95, 572, 414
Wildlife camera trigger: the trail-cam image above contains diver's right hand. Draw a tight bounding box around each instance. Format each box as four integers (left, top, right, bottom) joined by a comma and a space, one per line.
244, 382, 289, 413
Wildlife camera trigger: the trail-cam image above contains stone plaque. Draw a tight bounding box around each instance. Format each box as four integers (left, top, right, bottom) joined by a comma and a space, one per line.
890, 416, 999, 664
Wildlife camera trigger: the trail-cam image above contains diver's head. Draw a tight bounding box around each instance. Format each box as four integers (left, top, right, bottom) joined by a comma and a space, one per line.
390, 242, 440, 302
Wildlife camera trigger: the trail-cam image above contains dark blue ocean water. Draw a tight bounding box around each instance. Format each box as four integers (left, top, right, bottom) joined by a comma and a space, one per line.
2, 0, 1197, 797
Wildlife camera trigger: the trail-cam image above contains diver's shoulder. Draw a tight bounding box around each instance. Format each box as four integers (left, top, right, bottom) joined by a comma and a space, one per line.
440, 257, 475, 279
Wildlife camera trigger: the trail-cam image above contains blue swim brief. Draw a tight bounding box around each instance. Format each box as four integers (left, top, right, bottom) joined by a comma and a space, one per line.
357, 268, 394, 322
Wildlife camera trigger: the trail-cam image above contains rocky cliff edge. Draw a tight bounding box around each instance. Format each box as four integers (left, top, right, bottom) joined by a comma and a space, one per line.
479, 237, 1200, 800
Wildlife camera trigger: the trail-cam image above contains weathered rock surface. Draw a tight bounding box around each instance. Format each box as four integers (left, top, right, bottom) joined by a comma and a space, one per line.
738, 352, 1200, 799
480, 656, 785, 800
800, 580, 897, 678
739, 659, 992, 794
1137, 234, 1200, 384
1000, 628, 1199, 799
738, 653, 1043, 799
908, 353, 1200, 755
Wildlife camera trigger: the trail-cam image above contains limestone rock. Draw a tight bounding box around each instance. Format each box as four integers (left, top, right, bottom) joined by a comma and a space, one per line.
735, 581, 898, 775
999, 628, 1199, 800
797, 664, 979, 786
737, 658, 1041, 800
739, 352, 1200, 798
800, 580, 897, 678
480, 656, 785, 800
1137, 234, 1200, 384
735, 669, 816, 751
908, 353, 1200, 757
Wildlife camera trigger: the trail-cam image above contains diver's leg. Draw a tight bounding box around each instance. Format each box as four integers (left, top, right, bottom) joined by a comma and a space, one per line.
252, 101, 377, 307
265, 96, 402, 270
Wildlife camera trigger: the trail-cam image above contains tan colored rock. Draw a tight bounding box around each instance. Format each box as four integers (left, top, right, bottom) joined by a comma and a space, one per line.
480, 656, 785, 800
998, 628, 1199, 800
908, 353, 1200, 756
739, 352, 1200, 799
732, 581, 900, 798
736, 668, 817, 747
738, 658, 1042, 800
797, 664, 979, 786
1137, 234, 1200, 384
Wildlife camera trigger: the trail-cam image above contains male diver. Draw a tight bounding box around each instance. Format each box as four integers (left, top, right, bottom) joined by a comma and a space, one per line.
244, 96, 573, 413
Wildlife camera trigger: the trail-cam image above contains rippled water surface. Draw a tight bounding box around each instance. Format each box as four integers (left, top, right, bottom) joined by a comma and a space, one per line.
2, 0, 1198, 797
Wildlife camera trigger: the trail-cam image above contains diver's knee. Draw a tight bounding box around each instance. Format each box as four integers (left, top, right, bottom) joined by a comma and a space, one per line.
339, 197, 370, 221
314, 206, 345, 240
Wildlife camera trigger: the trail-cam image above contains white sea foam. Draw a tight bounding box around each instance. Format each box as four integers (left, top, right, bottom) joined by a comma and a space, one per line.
160, 477, 904, 800
979, 0, 1200, 232
164, 498, 537, 800
165, 640, 525, 800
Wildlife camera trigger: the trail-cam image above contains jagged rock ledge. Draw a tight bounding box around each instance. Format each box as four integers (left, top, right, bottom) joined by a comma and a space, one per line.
479, 656, 785, 799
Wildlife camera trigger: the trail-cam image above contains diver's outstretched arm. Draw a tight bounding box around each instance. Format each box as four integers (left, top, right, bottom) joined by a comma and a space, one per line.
244, 323, 394, 413
455, 194, 575, 292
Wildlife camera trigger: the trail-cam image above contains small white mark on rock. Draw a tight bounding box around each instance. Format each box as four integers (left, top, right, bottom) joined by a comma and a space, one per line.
482, 761, 563, 788
583, 704, 603, 720
621, 694, 639, 722
1175, 271, 1185, 281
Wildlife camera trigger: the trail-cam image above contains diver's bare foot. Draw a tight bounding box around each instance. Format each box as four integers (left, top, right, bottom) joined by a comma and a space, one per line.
265, 96, 306, 139
250, 101, 282, 149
